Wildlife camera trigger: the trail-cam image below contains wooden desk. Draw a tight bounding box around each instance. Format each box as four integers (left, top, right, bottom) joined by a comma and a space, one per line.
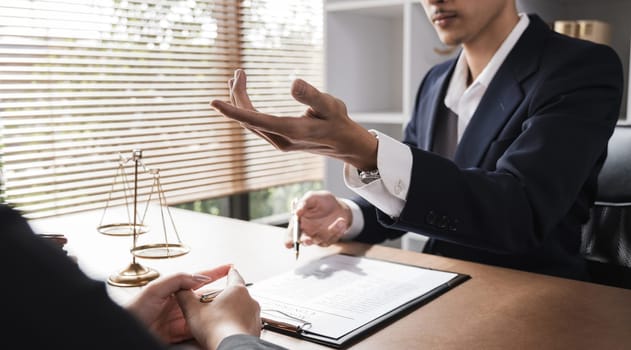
30, 207, 631, 349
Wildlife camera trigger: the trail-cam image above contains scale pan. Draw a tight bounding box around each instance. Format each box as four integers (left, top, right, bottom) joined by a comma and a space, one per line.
97, 223, 149, 236
131, 243, 190, 259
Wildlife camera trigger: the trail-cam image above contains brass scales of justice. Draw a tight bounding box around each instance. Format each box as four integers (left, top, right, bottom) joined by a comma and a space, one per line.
97, 149, 190, 287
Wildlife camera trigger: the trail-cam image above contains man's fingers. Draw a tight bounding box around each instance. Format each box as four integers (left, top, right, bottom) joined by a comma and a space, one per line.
211, 100, 267, 124
231, 69, 256, 110
328, 217, 348, 236
211, 100, 295, 136
291, 78, 335, 116
242, 125, 293, 150
296, 194, 318, 216
214, 102, 314, 152
228, 78, 236, 105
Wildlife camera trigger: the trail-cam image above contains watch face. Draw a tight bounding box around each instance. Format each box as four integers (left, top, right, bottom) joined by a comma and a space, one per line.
359, 169, 380, 184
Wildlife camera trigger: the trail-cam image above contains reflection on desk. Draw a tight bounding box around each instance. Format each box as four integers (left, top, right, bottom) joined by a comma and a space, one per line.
30, 207, 631, 349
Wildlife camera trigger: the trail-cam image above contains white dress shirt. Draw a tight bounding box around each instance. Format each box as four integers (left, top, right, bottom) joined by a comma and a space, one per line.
341, 14, 530, 240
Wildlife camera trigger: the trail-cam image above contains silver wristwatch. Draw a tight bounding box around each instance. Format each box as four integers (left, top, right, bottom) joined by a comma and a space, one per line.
358, 130, 380, 184
358, 168, 380, 184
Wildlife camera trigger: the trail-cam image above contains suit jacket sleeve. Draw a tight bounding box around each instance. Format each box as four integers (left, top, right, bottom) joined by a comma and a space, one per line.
218, 334, 289, 350
1, 204, 169, 349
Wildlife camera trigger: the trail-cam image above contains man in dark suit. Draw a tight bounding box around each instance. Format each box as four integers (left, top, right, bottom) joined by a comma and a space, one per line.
1, 204, 287, 349
211, 0, 623, 281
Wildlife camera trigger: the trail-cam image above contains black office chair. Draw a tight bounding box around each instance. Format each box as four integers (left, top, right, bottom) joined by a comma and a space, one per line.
581, 124, 631, 289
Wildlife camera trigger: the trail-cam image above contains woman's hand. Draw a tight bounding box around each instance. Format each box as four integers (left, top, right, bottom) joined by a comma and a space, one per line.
175, 267, 262, 350
125, 264, 232, 343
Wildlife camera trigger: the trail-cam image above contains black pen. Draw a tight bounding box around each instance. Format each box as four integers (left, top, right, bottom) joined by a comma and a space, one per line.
199, 282, 253, 303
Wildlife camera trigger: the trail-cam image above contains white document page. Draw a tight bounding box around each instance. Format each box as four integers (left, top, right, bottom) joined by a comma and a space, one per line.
249, 254, 458, 339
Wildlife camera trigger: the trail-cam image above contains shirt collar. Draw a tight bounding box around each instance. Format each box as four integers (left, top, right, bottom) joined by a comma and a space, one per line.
445, 13, 530, 109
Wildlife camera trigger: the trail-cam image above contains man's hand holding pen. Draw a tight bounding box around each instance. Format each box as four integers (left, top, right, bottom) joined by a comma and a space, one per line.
283, 192, 352, 250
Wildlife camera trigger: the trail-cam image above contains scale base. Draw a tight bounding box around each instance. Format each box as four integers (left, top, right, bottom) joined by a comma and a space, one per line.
107, 262, 159, 287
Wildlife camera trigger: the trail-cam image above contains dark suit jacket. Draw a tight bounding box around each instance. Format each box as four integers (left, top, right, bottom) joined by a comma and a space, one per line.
218, 335, 289, 350
0, 204, 287, 350
352, 14, 623, 281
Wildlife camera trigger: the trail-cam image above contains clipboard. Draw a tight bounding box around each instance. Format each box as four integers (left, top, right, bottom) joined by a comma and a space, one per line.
249, 253, 470, 348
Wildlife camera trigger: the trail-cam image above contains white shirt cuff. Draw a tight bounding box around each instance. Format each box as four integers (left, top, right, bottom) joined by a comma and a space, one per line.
343, 130, 412, 219
339, 198, 362, 240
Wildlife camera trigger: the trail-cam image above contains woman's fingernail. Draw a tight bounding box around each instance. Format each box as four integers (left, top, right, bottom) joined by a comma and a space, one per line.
192, 274, 212, 282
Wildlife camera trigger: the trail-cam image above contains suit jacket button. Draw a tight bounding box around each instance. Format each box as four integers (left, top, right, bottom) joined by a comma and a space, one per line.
438, 215, 448, 229
448, 219, 459, 231
426, 211, 437, 225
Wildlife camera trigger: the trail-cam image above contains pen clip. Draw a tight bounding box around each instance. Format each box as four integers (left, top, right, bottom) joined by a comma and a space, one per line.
199, 283, 253, 303
261, 309, 311, 333
199, 289, 222, 303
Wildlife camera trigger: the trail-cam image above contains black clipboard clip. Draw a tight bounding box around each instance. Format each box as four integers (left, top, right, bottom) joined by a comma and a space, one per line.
261, 309, 312, 333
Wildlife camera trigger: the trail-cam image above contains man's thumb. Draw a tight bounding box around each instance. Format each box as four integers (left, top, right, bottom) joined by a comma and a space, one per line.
291, 78, 330, 113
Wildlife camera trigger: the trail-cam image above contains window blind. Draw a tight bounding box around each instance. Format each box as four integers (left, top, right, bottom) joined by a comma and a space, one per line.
0, 0, 324, 219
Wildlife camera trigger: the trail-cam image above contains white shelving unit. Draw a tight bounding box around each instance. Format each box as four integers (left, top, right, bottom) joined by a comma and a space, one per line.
323, 0, 631, 251
325, 0, 455, 126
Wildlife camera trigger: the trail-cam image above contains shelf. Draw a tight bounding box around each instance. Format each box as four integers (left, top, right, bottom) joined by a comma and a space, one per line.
326, 0, 405, 15
349, 112, 405, 125
325, 1, 455, 124
325, 4, 405, 116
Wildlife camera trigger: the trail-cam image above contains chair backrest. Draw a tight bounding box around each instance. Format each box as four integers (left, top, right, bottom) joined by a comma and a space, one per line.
582, 124, 631, 288
594, 124, 631, 206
